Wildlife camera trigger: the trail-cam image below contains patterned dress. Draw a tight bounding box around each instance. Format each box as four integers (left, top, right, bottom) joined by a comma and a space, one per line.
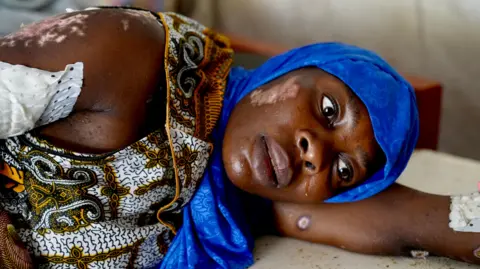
0, 9, 233, 268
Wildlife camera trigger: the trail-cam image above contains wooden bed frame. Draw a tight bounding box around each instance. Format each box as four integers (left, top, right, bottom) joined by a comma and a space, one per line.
226, 34, 443, 150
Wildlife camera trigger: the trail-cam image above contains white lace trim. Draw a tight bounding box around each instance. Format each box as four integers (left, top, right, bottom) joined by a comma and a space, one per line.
0, 61, 83, 138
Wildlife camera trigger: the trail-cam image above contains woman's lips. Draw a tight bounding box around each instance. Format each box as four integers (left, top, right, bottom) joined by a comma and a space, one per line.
251, 135, 293, 188
264, 136, 293, 187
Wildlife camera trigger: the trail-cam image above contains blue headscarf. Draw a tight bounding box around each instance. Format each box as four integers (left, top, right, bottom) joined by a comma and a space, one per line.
160, 42, 419, 268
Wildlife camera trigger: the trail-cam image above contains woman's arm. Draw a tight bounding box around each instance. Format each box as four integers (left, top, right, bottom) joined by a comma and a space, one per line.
0, 8, 166, 152
273, 184, 480, 264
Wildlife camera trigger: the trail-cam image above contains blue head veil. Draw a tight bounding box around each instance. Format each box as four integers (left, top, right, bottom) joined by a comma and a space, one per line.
160, 42, 419, 268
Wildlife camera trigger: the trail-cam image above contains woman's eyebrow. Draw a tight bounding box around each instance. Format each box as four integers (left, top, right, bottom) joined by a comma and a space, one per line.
347, 90, 361, 130
356, 147, 371, 170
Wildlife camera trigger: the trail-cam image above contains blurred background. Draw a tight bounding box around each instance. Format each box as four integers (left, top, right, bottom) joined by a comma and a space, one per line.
1, 0, 480, 160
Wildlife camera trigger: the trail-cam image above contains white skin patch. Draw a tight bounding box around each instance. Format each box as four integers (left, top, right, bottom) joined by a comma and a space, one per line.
296, 215, 311, 231
250, 77, 300, 106
0, 40, 15, 47
56, 35, 67, 43
122, 9, 158, 25
410, 250, 429, 259
0, 13, 89, 48
474, 246, 480, 259
121, 19, 129, 31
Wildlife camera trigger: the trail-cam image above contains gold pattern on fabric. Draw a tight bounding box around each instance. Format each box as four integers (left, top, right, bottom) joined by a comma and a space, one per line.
1, 162, 25, 193
100, 163, 130, 218
131, 131, 171, 169
21, 150, 103, 234
41, 240, 144, 269
157, 12, 233, 230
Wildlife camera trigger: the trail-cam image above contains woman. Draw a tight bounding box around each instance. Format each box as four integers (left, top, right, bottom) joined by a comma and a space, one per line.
0, 7, 478, 269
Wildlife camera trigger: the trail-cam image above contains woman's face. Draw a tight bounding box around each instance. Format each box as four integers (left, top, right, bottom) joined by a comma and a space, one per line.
222, 68, 384, 203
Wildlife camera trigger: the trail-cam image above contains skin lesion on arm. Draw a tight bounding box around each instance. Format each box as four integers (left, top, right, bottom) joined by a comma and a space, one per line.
0, 8, 167, 153
0, 13, 90, 49
272, 194, 405, 256
272, 184, 480, 265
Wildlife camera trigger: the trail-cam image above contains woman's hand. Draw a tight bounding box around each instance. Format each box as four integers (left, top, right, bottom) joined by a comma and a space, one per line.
272, 184, 480, 264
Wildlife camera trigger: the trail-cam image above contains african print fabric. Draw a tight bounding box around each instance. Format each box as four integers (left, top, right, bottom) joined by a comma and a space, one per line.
0, 9, 233, 269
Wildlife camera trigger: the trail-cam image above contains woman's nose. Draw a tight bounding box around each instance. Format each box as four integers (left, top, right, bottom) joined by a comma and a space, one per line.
295, 129, 331, 174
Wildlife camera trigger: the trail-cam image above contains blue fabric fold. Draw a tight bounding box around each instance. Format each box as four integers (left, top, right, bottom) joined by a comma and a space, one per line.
160, 42, 419, 268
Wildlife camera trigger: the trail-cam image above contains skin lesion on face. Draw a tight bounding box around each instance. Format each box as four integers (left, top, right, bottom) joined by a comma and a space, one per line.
249, 76, 301, 107
223, 68, 384, 204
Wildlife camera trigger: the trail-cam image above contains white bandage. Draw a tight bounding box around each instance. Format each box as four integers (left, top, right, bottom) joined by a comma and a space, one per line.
449, 192, 480, 232
0, 61, 83, 139
410, 250, 429, 259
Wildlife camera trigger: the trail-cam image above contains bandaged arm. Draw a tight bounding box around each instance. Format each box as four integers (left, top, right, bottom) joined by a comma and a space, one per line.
272, 184, 480, 265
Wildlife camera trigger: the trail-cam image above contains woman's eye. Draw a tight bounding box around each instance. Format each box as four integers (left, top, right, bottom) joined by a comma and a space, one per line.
337, 158, 353, 183
321, 95, 337, 122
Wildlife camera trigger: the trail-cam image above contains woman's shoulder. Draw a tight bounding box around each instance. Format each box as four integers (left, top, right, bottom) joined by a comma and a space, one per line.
0, 7, 168, 152
0, 7, 166, 68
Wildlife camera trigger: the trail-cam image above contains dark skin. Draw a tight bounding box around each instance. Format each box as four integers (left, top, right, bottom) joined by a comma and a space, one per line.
0, 9, 167, 153
273, 185, 480, 263
223, 67, 384, 203
1, 8, 479, 265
